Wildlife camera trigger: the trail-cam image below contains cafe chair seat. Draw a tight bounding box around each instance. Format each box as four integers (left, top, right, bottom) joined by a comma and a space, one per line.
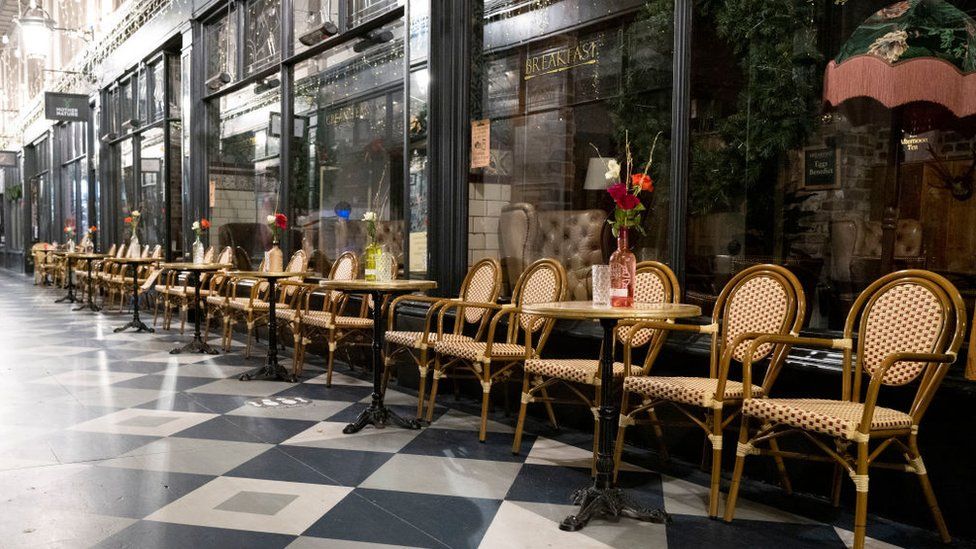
432, 340, 528, 361
333, 316, 374, 329
386, 258, 502, 420
227, 297, 272, 310
723, 270, 967, 549
625, 376, 766, 409
525, 359, 640, 385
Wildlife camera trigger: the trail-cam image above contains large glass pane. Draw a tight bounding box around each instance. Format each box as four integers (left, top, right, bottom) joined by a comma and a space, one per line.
148, 59, 166, 123
118, 138, 136, 221
469, 0, 672, 298
291, 20, 405, 275
205, 6, 238, 86
244, 0, 282, 76
208, 84, 282, 268
293, 0, 340, 54
140, 127, 167, 248
347, 0, 401, 28
685, 0, 976, 331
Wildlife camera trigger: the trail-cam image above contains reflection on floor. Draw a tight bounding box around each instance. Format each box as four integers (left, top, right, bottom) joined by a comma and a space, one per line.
0, 270, 952, 548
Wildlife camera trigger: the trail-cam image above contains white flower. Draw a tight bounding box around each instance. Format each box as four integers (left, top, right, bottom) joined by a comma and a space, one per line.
605, 159, 621, 182
191, 221, 200, 230
131, 210, 141, 217
266, 214, 276, 224
362, 211, 377, 222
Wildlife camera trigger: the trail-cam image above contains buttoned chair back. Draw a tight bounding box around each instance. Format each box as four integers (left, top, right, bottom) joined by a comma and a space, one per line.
845, 271, 966, 418
509, 258, 567, 353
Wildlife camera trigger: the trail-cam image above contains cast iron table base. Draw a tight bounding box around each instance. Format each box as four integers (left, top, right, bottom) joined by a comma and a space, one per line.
115, 260, 154, 333
171, 271, 219, 355
73, 257, 102, 312
240, 275, 297, 383
55, 257, 79, 304
342, 289, 421, 434
558, 318, 671, 531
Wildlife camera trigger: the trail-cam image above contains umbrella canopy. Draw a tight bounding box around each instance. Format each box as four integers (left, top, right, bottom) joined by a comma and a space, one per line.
824, 0, 976, 130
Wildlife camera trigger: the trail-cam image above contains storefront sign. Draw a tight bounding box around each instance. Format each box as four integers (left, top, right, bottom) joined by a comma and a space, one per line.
0, 151, 17, 167
524, 39, 599, 80
471, 120, 491, 169
43, 93, 90, 122
801, 146, 840, 190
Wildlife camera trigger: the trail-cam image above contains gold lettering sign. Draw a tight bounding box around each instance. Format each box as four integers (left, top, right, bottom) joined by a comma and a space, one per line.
524, 40, 600, 80
326, 103, 371, 126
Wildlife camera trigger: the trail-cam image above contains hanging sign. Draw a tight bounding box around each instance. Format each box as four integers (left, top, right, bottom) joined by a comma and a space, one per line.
44, 93, 90, 122
0, 151, 17, 167
471, 119, 491, 169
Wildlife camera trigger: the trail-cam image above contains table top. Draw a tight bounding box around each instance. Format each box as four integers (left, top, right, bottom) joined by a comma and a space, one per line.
68, 253, 108, 260
522, 301, 701, 320
161, 262, 233, 271
231, 271, 310, 279
105, 257, 160, 264
317, 279, 437, 292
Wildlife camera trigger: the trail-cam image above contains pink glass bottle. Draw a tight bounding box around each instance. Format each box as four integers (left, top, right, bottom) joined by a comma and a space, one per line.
609, 228, 636, 307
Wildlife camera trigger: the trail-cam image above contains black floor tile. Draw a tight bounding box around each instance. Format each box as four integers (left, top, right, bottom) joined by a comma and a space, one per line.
94, 520, 295, 549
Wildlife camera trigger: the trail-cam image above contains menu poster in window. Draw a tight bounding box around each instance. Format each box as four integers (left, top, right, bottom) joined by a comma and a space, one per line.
471, 119, 491, 169
801, 146, 840, 190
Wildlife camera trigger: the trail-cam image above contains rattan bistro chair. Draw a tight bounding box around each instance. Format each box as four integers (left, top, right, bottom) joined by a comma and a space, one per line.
278, 251, 358, 377
430, 258, 567, 441
723, 270, 966, 549
385, 258, 503, 419
613, 264, 806, 518
513, 261, 681, 461
225, 250, 308, 357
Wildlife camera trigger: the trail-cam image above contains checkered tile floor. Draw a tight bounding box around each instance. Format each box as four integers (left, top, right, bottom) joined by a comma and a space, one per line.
0, 271, 953, 548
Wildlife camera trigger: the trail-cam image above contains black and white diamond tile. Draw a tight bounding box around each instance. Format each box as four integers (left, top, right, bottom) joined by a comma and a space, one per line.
0, 271, 956, 548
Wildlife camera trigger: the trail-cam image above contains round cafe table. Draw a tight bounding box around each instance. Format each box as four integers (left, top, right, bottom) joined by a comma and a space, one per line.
317, 279, 437, 434
70, 252, 108, 312
160, 262, 233, 355
106, 256, 160, 333
53, 251, 80, 304
235, 271, 310, 383
520, 301, 701, 531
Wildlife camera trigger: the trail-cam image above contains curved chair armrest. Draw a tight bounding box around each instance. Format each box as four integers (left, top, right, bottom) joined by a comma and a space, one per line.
277, 280, 309, 307
856, 351, 957, 438
739, 335, 853, 399
227, 276, 262, 300
436, 300, 507, 336
482, 305, 521, 358
388, 294, 459, 334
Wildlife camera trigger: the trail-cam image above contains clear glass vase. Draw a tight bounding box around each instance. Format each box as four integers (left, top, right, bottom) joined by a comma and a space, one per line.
128, 235, 141, 258
192, 237, 205, 264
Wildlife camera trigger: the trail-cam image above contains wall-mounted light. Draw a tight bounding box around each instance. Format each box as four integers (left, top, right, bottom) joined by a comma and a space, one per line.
121, 118, 139, 131
353, 29, 393, 53
15, 1, 54, 59
100, 132, 117, 143
299, 21, 339, 46
253, 77, 280, 94
206, 72, 231, 91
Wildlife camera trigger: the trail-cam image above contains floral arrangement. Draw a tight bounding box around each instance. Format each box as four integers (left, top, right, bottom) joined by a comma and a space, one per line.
87, 225, 97, 238
123, 210, 141, 235
63, 223, 75, 238
600, 131, 661, 237
191, 218, 211, 238
363, 211, 377, 244
266, 212, 287, 243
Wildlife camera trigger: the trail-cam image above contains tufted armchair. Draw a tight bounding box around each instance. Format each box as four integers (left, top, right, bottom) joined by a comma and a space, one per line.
830, 218, 925, 285
316, 218, 404, 273
499, 203, 607, 300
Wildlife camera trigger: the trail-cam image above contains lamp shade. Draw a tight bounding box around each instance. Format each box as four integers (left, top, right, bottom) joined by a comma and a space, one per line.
584, 157, 613, 190
16, 4, 54, 60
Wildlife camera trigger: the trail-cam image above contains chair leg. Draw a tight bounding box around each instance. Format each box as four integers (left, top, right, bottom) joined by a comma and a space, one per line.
852, 441, 870, 549
203, 309, 213, 340
325, 329, 337, 387
707, 408, 724, 518
416, 351, 429, 420
223, 317, 234, 352
768, 437, 793, 495
153, 294, 161, 326
591, 390, 601, 477
908, 443, 950, 543
179, 303, 187, 335
647, 407, 670, 463
538, 384, 559, 430
292, 332, 303, 376
722, 417, 752, 522
512, 373, 532, 454
478, 376, 492, 443
830, 463, 844, 507
244, 320, 254, 358
425, 357, 443, 423
613, 393, 631, 483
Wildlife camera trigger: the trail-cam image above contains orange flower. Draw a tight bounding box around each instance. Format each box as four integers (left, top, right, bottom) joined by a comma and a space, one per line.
124, 217, 132, 224
89, 226, 97, 232
631, 173, 653, 192
200, 219, 211, 229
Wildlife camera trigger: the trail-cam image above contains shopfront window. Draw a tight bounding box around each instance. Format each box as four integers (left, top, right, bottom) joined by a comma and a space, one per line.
140, 127, 167, 247
293, 0, 341, 54
205, 5, 238, 87
28, 137, 53, 243
685, 0, 976, 331
290, 20, 408, 275
208, 84, 281, 267
469, 0, 673, 299
244, 0, 282, 76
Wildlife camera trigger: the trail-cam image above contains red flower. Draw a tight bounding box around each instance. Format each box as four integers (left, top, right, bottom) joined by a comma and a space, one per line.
632, 173, 653, 192
274, 213, 288, 230
123, 217, 132, 224
607, 183, 629, 202
89, 226, 97, 232
200, 219, 211, 230
615, 194, 641, 210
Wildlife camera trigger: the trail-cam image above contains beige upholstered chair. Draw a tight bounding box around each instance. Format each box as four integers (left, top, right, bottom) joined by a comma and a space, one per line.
430, 258, 567, 441
513, 261, 680, 464
278, 251, 358, 377
224, 250, 308, 357
613, 264, 806, 518
386, 258, 503, 419
723, 270, 966, 549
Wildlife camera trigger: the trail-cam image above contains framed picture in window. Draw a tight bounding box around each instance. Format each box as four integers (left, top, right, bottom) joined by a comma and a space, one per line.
800, 146, 840, 191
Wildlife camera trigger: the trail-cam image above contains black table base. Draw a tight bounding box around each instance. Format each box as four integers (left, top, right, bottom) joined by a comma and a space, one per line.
55, 258, 78, 303
171, 271, 219, 355
240, 277, 298, 383
342, 289, 422, 435
115, 261, 154, 334
559, 318, 670, 531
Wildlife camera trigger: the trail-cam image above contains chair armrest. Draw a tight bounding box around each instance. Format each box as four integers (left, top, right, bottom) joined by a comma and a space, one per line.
436, 300, 507, 335
857, 351, 956, 437
388, 295, 458, 333
738, 334, 853, 399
